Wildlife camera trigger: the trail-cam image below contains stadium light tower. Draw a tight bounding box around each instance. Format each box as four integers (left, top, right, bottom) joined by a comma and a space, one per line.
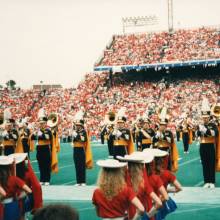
168, 0, 174, 32
122, 15, 158, 34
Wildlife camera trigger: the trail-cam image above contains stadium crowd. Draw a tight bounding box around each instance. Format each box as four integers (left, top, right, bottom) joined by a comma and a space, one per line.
97, 27, 220, 66
0, 71, 219, 139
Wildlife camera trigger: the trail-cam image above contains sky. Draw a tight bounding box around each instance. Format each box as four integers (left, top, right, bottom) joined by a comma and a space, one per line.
0, 0, 219, 89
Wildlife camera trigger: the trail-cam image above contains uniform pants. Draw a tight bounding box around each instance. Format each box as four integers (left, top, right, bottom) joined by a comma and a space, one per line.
113, 145, 127, 159
200, 143, 215, 184
36, 145, 51, 182
4, 146, 15, 156
107, 139, 114, 156
176, 131, 180, 141
73, 147, 86, 184
182, 132, 189, 152
22, 139, 30, 157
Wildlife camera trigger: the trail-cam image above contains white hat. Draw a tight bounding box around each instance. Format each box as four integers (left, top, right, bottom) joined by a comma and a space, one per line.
0, 156, 14, 165
131, 151, 154, 164
8, 153, 27, 164
143, 148, 168, 157
97, 159, 127, 168
117, 154, 145, 163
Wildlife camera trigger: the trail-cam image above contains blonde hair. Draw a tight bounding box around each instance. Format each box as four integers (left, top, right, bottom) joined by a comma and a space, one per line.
98, 167, 126, 200
128, 162, 144, 193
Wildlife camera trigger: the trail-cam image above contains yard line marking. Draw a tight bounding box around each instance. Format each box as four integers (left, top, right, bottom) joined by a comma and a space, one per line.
78, 207, 94, 211
62, 180, 76, 185
179, 157, 200, 167
194, 181, 203, 187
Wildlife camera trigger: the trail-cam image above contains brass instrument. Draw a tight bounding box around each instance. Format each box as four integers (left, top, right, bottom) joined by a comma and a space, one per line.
47, 113, 59, 128
104, 111, 116, 126
211, 104, 220, 118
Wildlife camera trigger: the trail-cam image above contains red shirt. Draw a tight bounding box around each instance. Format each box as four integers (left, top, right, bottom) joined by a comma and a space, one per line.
24, 161, 43, 210
127, 169, 153, 219
92, 186, 135, 218
5, 176, 25, 198
160, 170, 176, 189
148, 174, 163, 197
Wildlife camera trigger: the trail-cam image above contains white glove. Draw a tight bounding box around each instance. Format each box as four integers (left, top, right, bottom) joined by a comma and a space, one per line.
72, 131, 78, 138
116, 130, 122, 138
199, 125, 207, 134
45, 134, 50, 140
80, 136, 85, 141
12, 134, 17, 139
155, 131, 161, 139
124, 134, 129, 140
2, 130, 9, 138
38, 131, 43, 136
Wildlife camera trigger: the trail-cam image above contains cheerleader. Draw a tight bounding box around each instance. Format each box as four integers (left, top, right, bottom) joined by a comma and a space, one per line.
152, 150, 182, 193
117, 153, 162, 220
9, 153, 43, 216
143, 149, 178, 219
92, 159, 145, 220
0, 156, 32, 220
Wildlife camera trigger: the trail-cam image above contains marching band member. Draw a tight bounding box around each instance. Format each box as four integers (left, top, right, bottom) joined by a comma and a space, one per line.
92, 159, 145, 220
47, 113, 60, 174
100, 111, 115, 156
2, 109, 18, 156
136, 114, 155, 151
211, 101, 220, 172
35, 109, 53, 186
110, 107, 134, 158
72, 110, 93, 186
16, 118, 34, 157
180, 113, 193, 154
196, 98, 218, 188
0, 155, 32, 220
153, 107, 178, 172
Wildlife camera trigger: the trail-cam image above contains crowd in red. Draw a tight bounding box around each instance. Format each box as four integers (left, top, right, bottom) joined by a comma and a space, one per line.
1, 71, 219, 139
97, 27, 220, 66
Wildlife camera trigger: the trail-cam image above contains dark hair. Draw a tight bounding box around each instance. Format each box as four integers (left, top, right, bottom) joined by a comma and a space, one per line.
0, 165, 11, 189
33, 204, 79, 220
154, 157, 163, 175
16, 161, 27, 180
145, 163, 153, 176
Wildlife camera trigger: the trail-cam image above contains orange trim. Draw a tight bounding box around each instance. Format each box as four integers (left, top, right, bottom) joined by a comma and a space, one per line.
157, 141, 170, 148
3, 140, 16, 146
200, 137, 215, 144
73, 142, 86, 148
142, 139, 152, 144
38, 140, 51, 146
113, 140, 128, 146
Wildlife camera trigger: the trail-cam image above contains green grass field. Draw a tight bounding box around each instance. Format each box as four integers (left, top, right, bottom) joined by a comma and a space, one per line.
29, 141, 220, 220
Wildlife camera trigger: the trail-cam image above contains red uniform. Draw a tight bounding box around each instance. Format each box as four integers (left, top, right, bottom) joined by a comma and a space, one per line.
24, 161, 43, 211
5, 176, 25, 198
159, 170, 176, 189
127, 169, 153, 219
148, 174, 164, 197
92, 186, 135, 218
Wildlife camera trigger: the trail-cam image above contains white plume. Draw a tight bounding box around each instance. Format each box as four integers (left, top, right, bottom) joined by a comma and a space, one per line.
4, 108, 12, 120
117, 107, 126, 117
74, 110, 84, 121
38, 108, 47, 119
